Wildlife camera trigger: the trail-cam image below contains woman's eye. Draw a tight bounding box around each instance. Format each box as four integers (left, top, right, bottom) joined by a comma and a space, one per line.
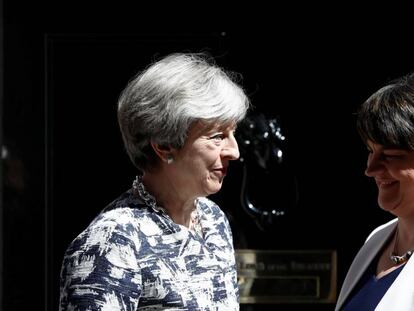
383, 154, 403, 159
381, 151, 406, 160
210, 134, 224, 141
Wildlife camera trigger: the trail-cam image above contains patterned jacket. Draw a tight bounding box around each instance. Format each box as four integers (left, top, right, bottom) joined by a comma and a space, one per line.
59, 190, 239, 310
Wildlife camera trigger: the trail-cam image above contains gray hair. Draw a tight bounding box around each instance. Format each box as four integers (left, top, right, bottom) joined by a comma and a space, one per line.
117, 53, 250, 171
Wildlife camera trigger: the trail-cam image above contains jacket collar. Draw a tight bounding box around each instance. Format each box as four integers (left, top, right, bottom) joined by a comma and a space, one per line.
335, 219, 397, 310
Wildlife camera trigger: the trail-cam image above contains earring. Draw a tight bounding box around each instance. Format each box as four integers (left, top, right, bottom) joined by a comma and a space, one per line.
167, 154, 174, 164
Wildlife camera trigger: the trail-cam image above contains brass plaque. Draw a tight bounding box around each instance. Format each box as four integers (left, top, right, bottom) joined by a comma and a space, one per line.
236, 249, 337, 304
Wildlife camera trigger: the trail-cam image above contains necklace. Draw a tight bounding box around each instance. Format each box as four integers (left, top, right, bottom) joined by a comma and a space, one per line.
132, 175, 203, 237
390, 228, 414, 265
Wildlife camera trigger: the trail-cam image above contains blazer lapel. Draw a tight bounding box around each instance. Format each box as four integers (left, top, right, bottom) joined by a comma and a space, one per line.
376, 248, 414, 310
335, 220, 397, 310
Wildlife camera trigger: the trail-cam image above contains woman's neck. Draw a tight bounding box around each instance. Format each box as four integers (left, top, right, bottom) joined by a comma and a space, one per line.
396, 217, 414, 253
142, 171, 197, 227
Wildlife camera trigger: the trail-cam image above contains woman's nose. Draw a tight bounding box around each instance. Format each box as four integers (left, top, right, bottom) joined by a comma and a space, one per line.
222, 135, 240, 160
365, 153, 385, 177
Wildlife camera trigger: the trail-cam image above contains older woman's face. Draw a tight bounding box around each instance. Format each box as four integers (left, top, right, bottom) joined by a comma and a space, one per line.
365, 140, 414, 217
171, 121, 240, 198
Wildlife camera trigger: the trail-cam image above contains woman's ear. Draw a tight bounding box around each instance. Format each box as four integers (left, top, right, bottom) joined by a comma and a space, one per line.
150, 141, 174, 164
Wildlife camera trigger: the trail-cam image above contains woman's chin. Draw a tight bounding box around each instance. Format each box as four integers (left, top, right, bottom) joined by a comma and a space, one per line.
378, 200, 399, 213
204, 181, 223, 195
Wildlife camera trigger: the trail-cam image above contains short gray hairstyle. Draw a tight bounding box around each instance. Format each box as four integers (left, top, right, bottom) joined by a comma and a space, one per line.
117, 52, 250, 171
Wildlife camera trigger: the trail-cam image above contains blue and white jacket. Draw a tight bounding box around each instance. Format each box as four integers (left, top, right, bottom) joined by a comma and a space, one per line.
59, 190, 239, 310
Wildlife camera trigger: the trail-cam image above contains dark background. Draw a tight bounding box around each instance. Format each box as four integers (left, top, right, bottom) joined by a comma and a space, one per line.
2, 2, 412, 310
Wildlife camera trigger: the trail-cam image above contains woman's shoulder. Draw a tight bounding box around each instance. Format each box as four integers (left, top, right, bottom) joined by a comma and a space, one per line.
365, 218, 398, 243
100, 189, 146, 214
65, 207, 142, 255
64, 191, 148, 255
88, 191, 146, 229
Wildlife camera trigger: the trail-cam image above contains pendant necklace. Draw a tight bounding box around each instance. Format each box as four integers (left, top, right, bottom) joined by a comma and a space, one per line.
390, 227, 414, 265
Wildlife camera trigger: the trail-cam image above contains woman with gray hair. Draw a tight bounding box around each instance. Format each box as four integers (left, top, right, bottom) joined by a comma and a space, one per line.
59, 53, 250, 310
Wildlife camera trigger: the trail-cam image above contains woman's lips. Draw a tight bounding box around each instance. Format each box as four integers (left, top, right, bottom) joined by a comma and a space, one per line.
376, 179, 398, 188
213, 167, 227, 176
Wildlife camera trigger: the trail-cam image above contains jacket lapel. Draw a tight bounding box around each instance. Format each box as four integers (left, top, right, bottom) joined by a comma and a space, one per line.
335, 219, 397, 310
376, 245, 414, 310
